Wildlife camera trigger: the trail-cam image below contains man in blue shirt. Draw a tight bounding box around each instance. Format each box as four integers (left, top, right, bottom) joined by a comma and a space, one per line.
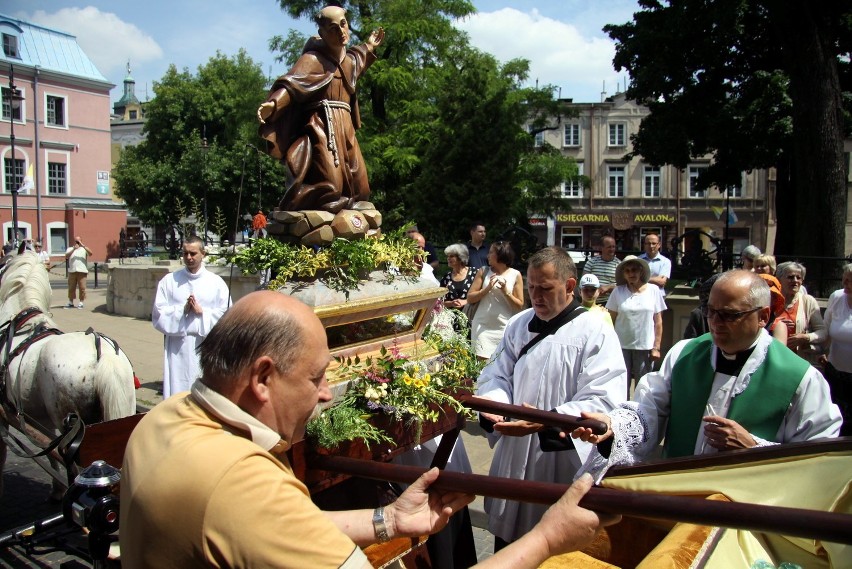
467, 222, 490, 270
639, 233, 671, 293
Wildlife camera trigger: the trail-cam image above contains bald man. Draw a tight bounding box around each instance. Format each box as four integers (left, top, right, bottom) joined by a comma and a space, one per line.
574, 271, 841, 476
122, 291, 618, 568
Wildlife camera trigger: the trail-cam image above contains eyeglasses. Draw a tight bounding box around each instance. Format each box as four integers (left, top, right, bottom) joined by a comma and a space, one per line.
700, 306, 762, 322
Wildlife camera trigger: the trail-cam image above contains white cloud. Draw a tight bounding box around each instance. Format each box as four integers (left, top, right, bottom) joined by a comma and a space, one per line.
456, 8, 625, 101
27, 7, 162, 76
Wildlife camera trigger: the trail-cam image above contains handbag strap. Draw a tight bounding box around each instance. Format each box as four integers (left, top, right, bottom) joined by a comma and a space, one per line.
518, 299, 586, 360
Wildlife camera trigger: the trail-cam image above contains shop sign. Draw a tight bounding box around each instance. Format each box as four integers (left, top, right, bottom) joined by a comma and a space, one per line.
556, 213, 610, 223
528, 217, 546, 226
634, 213, 675, 224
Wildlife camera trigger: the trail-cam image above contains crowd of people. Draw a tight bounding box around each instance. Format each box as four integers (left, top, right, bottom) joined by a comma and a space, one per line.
133, 221, 848, 567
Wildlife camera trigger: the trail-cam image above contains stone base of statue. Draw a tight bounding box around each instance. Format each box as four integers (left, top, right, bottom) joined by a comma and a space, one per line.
267, 201, 383, 246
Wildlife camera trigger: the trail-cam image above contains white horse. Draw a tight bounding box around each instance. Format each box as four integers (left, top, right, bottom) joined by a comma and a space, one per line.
0, 253, 136, 497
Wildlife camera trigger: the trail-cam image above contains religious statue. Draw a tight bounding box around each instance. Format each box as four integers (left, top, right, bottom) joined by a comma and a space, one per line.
258, 4, 384, 215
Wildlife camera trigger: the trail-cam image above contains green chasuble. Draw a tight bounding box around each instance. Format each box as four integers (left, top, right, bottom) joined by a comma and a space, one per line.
664, 334, 807, 458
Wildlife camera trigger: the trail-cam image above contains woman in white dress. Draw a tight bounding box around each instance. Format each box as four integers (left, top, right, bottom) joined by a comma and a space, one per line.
607, 255, 666, 397
466, 241, 524, 359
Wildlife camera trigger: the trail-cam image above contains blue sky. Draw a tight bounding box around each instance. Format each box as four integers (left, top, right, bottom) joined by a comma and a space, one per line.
5, 1, 639, 104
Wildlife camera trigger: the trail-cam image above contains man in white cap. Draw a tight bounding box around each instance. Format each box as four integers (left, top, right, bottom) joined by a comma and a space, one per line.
578, 274, 613, 327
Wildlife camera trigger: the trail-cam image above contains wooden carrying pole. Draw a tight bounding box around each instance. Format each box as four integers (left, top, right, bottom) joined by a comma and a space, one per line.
458, 394, 609, 435
311, 455, 852, 545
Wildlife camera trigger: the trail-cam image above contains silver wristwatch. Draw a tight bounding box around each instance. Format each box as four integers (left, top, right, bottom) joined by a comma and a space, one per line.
372, 506, 390, 543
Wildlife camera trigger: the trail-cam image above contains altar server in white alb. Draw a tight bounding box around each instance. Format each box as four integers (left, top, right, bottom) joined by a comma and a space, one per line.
153, 236, 231, 398
476, 247, 627, 549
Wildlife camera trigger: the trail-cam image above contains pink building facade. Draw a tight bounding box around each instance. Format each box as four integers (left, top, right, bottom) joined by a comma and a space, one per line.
1, 14, 126, 263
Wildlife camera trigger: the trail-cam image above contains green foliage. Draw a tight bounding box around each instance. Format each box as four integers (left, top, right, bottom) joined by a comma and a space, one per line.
605, 0, 851, 257
305, 308, 481, 450
227, 228, 420, 294
113, 51, 286, 228
306, 402, 393, 450
270, 1, 570, 243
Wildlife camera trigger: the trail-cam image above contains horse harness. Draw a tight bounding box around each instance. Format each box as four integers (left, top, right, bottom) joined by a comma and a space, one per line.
0, 308, 119, 466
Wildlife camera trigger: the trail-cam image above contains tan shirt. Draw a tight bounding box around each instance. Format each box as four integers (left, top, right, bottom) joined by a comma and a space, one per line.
120, 382, 368, 568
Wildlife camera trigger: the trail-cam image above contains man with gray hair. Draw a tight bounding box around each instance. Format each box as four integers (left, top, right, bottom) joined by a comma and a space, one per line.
122, 291, 620, 567
573, 270, 841, 474
740, 244, 761, 271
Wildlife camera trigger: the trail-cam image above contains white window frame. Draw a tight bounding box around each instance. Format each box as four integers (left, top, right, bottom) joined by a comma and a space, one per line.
728, 182, 743, 198
533, 130, 544, 148
44, 93, 68, 129
643, 166, 661, 198
46, 222, 69, 256
561, 163, 584, 198
1, 86, 25, 123
560, 226, 583, 250
563, 123, 581, 147
45, 150, 70, 196
608, 165, 626, 197
4, 220, 32, 245
689, 165, 709, 198
608, 123, 626, 147
2, 152, 25, 194
48, 162, 67, 195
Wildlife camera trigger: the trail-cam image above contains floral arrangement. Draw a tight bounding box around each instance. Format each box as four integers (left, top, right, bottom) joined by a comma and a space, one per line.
306, 307, 484, 449
223, 227, 421, 294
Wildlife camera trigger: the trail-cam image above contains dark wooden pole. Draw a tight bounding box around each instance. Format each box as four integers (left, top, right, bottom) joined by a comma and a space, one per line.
458, 394, 609, 435
311, 455, 852, 545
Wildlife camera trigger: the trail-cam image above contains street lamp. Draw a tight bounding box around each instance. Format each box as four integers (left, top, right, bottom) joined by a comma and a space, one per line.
200, 131, 209, 245
6, 65, 24, 247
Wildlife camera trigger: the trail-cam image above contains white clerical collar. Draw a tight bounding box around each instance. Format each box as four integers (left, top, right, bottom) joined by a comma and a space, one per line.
718, 334, 762, 359
190, 380, 289, 453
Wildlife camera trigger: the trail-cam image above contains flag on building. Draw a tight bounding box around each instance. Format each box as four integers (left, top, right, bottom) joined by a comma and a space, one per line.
728, 209, 738, 225
18, 163, 34, 193
711, 206, 725, 219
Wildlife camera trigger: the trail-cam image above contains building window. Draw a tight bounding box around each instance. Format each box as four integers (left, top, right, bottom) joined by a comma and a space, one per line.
727, 185, 743, 198
46, 95, 66, 127
561, 163, 584, 198
48, 224, 69, 256
608, 123, 626, 146
563, 123, 580, 147
129, 110, 138, 119
533, 130, 544, 148
608, 165, 626, 197
561, 226, 583, 251
2, 33, 19, 58
1, 87, 23, 121
3, 157, 24, 193
48, 162, 67, 195
689, 166, 708, 198
643, 166, 661, 198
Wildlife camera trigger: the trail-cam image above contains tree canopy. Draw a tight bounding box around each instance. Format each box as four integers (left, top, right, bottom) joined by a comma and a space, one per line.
113, 50, 285, 236
605, 0, 851, 259
269, 0, 578, 242
116, 1, 582, 245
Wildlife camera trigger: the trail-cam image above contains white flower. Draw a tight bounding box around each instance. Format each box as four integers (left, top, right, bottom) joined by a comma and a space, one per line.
365, 386, 383, 401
